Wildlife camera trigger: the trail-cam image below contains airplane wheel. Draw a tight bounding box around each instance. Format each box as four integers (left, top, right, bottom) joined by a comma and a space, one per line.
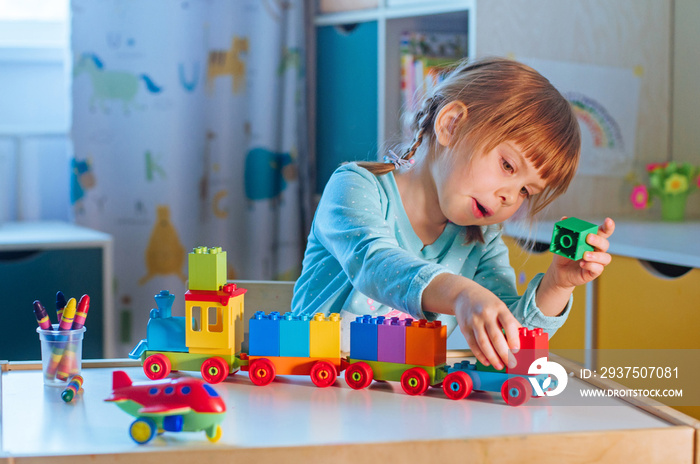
501, 377, 532, 406
130, 417, 157, 445
310, 360, 337, 388
345, 362, 373, 390
249, 358, 276, 386
201, 357, 229, 384
206, 425, 223, 443
401, 367, 430, 396
143, 354, 171, 380
442, 371, 474, 400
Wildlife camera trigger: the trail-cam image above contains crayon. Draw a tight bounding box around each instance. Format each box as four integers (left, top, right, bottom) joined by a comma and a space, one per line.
33, 300, 52, 330
72, 294, 90, 330
61, 375, 84, 403
56, 291, 67, 324
46, 298, 78, 380
56, 294, 90, 381
56, 348, 77, 381
58, 298, 77, 330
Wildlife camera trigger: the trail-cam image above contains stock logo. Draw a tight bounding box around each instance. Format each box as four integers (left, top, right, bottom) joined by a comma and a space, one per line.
527, 357, 568, 397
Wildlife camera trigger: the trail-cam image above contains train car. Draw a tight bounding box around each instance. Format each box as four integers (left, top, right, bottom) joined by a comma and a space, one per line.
344, 316, 448, 395
442, 327, 553, 406
245, 311, 344, 387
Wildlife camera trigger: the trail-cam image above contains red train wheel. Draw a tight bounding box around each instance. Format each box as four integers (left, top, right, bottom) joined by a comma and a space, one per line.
201, 357, 229, 384
442, 371, 474, 400
501, 377, 532, 406
345, 362, 373, 390
401, 367, 430, 396
310, 360, 337, 388
143, 354, 171, 380
249, 358, 276, 386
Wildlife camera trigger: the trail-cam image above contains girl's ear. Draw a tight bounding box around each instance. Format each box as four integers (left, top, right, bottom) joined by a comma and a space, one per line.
434, 101, 468, 147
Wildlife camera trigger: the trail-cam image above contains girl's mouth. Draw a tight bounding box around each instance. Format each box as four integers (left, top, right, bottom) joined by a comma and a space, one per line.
472, 198, 489, 218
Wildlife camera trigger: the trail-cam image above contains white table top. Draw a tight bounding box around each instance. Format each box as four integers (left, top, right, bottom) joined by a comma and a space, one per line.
504, 219, 700, 269
0, 221, 111, 251
0, 362, 676, 459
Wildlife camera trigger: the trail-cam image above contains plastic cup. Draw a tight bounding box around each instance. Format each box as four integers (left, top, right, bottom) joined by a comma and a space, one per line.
37, 324, 86, 387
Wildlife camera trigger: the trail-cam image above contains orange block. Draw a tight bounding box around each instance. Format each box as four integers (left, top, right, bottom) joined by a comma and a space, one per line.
405, 320, 446, 367
247, 356, 341, 376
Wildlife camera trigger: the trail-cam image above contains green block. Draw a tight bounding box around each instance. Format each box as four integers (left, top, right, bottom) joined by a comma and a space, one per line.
549, 217, 597, 261
476, 360, 506, 373
188, 246, 227, 291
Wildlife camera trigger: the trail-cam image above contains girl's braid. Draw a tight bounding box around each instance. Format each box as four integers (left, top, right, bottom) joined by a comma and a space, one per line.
403, 94, 444, 161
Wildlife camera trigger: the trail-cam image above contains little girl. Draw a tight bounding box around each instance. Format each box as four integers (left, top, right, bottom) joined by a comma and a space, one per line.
292, 57, 615, 371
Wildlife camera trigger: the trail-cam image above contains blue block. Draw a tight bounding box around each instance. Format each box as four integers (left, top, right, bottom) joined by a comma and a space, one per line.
279, 312, 310, 357
350, 315, 384, 361
248, 311, 281, 357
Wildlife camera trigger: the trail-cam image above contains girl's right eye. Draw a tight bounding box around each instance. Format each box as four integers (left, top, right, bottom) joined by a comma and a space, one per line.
501, 158, 514, 173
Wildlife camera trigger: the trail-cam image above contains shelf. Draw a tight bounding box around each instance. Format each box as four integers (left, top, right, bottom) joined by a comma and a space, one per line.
314, 0, 475, 26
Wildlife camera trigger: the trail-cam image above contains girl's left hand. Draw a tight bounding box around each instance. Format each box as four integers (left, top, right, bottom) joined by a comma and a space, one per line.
551, 217, 615, 288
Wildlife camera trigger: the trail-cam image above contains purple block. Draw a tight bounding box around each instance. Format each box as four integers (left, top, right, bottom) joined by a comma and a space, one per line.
377, 317, 412, 364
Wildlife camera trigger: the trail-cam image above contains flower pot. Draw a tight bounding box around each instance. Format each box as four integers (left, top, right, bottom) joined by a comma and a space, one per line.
660, 194, 687, 222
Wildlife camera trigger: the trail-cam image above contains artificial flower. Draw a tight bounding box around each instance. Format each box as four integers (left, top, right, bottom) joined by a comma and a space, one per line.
630, 185, 649, 209
664, 173, 688, 194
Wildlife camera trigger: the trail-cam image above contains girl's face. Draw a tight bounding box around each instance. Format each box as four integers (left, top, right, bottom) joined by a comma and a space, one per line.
433, 140, 546, 226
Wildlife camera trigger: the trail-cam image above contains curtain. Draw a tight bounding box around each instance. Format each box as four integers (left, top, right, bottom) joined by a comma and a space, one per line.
71, 0, 308, 357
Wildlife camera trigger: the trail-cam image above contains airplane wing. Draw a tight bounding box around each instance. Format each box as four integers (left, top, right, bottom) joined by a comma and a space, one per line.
138, 405, 192, 415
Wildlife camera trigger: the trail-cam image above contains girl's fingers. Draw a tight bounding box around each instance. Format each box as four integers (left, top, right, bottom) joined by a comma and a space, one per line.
474, 326, 501, 370
486, 323, 510, 370
597, 217, 616, 240
583, 251, 612, 266
462, 329, 486, 366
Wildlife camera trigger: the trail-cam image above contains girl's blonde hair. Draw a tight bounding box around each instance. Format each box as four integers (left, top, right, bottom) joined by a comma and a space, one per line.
358, 57, 581, 243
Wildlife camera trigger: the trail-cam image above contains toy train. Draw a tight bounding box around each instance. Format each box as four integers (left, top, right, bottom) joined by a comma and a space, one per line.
129, 246, 556, 407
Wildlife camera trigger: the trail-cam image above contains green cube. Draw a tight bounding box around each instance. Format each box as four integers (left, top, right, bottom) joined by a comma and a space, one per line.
549, 217, 597, 261
188, 246, 227, 291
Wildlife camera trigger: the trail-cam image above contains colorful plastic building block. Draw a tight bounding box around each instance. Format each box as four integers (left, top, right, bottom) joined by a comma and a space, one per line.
405, 320, 446, 367
185, 283, 247, 356
279, 312, 310, 358
188, 246, 227, 291
310, 312, 341, 358
350, 315, 383, 361
105, 370, 226, 444
248, 311, 281, 357
377, 317, 412, 364
549, 217, 598, 260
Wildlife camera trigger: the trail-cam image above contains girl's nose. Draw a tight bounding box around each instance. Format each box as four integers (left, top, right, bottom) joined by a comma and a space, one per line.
498, 188, 516, 206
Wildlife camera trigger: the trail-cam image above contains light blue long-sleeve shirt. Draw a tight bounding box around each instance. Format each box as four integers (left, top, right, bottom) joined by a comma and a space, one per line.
292, 163, 571, 350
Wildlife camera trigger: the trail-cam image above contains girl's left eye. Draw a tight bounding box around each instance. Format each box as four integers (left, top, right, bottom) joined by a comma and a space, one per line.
520, 187, 530, 197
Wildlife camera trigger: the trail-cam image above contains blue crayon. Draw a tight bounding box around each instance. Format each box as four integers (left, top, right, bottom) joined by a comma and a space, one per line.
33, 300, 52, 330
55, 291, 67, 324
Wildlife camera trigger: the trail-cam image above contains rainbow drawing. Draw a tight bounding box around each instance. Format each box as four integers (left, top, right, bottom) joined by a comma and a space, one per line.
565, 92, 624, 150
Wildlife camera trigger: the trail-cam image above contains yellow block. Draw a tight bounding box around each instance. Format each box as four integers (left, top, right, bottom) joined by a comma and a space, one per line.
309, 313, 341, 358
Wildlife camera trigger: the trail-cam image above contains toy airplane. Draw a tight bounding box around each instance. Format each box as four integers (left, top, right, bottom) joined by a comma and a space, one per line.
105, 370, 226, 444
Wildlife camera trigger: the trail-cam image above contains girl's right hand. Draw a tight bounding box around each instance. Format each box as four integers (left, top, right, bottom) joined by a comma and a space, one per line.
453, 285, 522, 371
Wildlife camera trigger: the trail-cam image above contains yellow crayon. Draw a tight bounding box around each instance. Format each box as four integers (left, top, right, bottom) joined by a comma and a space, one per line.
58, 298, 77, 330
